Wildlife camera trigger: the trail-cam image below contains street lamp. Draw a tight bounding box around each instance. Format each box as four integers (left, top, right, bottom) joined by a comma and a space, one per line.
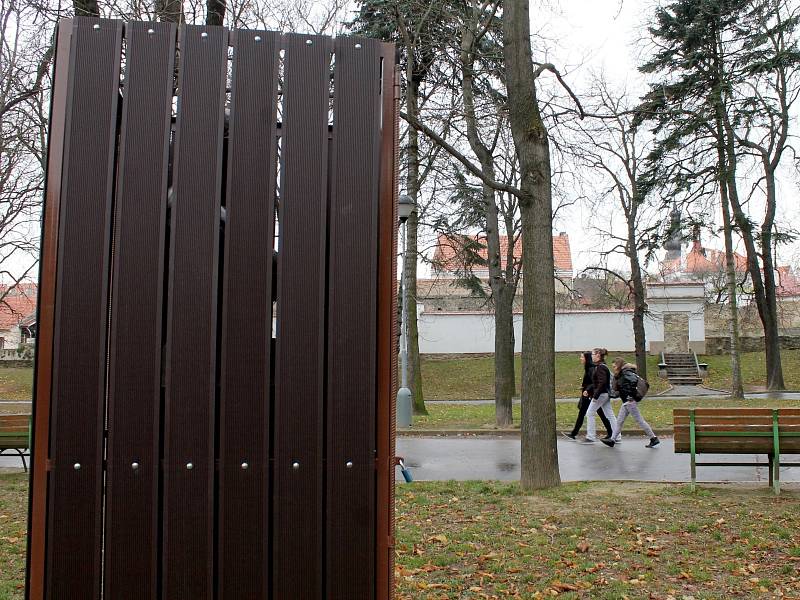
397, 194, 415, 428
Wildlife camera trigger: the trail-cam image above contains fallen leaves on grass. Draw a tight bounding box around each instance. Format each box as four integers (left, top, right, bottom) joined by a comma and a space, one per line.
395, 481, 800, 599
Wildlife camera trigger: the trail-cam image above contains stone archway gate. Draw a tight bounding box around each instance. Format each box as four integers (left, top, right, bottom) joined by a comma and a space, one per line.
26, 17, 399, 600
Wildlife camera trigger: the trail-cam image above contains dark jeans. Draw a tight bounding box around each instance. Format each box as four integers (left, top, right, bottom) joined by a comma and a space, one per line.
569, 395, 613, 438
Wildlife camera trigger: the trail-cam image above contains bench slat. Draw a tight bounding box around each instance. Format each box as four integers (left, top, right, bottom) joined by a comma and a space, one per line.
673, 408, 800, 416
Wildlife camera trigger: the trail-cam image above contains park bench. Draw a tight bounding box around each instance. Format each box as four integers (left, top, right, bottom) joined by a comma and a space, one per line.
0, 414, 31, 472
674, 408, 800, 494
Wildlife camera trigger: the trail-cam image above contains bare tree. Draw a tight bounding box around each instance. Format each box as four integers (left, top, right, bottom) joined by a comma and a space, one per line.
568, 76, 659, 378
0, 0, 48, 302
404, 0, 584, 488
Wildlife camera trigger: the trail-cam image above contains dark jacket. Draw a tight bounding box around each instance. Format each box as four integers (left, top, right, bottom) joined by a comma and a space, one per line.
591, 361, 611, 400
616, 364, 641, 402
580, 352, 595, 395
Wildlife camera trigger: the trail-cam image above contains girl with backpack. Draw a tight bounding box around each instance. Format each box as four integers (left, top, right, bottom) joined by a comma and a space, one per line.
563, 351, 614, 441
582, 348, 618, 443
601, 358, 660, 448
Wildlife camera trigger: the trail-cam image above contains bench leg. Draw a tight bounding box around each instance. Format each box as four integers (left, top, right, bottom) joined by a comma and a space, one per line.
773, 455, 780, 496
689, 410, 696, 493
18, 450, 27, 473
768, 454, 774, 489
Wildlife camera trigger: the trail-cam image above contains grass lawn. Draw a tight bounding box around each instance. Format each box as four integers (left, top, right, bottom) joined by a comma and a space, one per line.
0, 369, 32, 402
396, 480, 800, 599
0, 474, 26, 600
421, 349, 800, 400
1, 475, 798, 599
411, 397, 800, 431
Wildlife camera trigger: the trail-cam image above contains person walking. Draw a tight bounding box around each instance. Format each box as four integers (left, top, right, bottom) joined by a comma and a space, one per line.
601, 358, 660, 448
562, 351, 613, 441
582, 348, 617, 443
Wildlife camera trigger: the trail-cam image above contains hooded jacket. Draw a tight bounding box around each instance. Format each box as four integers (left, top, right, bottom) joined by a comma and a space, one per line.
616, 363, 641, 402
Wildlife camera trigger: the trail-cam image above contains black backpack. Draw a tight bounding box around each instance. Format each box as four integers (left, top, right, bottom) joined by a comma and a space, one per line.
621, 369, 649, 400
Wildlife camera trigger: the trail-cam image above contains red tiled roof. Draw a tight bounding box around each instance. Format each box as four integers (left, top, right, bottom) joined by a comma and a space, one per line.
777, 266, 800, 297
662, 240, 748, 274
432, 233, 573, 274
0, 283, 37, 331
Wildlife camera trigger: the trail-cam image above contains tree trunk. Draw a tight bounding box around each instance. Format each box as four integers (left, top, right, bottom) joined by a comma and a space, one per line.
713, 105, 744, 398
73, 0, 99, 16
627, 212, 648, 379
719, 94, 785, 391
630, 261, 648, 379
460, 15, 515, 426
206, 0, 226, 26
494, 288, 515, 427
406, 209, 426, 415
156, 0, 183, 23
405, 73, 427, 416
710, 36, 745, 399
502, 0, 559, 489
758, 169, 785, 390
720, 188, 745, 399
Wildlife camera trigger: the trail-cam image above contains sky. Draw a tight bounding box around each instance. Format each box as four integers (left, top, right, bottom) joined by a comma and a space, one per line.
542, 1, 800, 275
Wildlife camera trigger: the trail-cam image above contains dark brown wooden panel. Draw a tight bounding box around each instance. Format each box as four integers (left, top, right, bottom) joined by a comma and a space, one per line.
218, 29, 279, 600
325, 36, 382, 599
162, 24, 227, 600
27, 19, 73, 600
103, 21, 176, 600
45, 17, 122, 600
273, 32, 330, 599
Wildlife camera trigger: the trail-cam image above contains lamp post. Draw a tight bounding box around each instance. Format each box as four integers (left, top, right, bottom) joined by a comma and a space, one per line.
397, 194, 415, 428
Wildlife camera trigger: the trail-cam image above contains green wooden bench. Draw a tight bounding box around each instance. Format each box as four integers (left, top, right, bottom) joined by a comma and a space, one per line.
0, 414, 31, 472
674, 408, 800, 494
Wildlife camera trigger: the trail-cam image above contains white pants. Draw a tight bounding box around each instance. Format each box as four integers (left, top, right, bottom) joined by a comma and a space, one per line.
586, 393, 616, 441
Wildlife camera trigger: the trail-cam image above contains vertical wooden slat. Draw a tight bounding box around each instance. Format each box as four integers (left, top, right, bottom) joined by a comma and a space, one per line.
26, 19, 73, 600
272, 32, 330, 598
44, 16, 122, 600
162, 24, 227, 600
325, 36, 382, 599
217, 29, 279, 600
375, 42, 400, 600
103, 21, 175, 600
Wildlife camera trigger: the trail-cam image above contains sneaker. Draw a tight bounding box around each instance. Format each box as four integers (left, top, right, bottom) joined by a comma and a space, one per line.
646, 437, 660, 448
582, 437, 597, 444
600, 438, 615, 448
613, 437, 622, 444
561, 432, 577, 441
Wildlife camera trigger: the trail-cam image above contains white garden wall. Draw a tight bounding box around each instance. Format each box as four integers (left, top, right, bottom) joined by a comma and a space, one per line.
417, 309, 650, 354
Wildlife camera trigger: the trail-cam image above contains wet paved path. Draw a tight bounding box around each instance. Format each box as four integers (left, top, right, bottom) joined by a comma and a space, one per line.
396, 436, 800, 484
425, 391, 800, 405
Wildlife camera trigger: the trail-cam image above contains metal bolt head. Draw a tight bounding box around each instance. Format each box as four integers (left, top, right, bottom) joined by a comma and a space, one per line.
241, 462, 249, 470
254, 35, 262, 42
147, 28, 155, 35
131, 462, 140, 470
354, 43, 362, 49
305, 39, 313, 45
186, 462, 194, 470
292, 461, 300, 469
93, 23, 100, 30
73, 462, 81, 470
201, 32, 209, 38
346, 461, 354, 469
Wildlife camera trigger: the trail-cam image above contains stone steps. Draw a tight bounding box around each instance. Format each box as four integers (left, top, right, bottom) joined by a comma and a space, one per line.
662, 352, 702, 386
